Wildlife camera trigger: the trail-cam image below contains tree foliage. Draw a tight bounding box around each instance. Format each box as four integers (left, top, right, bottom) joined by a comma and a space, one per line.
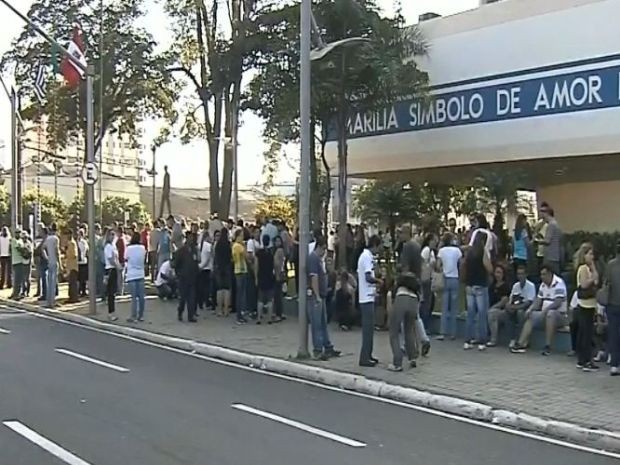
164, 0, 279, 217
2, 0, 178, 155
254, 195, 297, 228
22, 188, 68, 227
353, 180, 420, 235
247, 0, 429, 263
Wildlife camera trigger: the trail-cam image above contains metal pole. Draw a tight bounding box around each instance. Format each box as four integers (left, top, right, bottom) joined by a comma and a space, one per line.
98, 0, 104, 216
297, 0, 311, 358
16, 94, 23, 227
151, 146, 156, 219
86, 66, 97, 315
232, 106, 239, 220
10, 88, 18, 232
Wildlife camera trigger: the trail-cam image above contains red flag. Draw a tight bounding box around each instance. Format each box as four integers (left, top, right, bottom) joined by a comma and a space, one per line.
60, 27, 87, 89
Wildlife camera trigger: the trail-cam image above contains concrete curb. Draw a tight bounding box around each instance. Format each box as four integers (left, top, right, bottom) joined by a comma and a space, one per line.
5, 298, 620, 454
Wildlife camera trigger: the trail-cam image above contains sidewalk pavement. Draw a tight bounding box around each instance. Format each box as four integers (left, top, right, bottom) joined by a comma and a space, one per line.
18, 290, 614, 435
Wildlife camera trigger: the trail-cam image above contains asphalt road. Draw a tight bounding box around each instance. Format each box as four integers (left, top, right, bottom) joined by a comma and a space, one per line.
0, 306, 617, 465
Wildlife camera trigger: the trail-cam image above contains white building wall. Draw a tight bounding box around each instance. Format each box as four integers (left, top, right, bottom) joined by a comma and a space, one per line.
326, 0, 620, 175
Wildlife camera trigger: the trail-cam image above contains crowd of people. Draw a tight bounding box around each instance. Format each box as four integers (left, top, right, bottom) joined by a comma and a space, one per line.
1, 199, 619, 378
307, 202, 619, 376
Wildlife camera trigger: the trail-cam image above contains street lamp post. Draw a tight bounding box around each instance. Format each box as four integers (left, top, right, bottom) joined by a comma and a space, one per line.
297, 0, 312, 359
297, 2, 369, 358
0, 0, 98, 315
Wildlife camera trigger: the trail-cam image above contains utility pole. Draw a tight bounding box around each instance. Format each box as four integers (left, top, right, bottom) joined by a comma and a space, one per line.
149, 146, 157, 219
85, 65, 97, 315
297, 0, 311, 358
0, 0, 98, 315
10, 87, 18, 232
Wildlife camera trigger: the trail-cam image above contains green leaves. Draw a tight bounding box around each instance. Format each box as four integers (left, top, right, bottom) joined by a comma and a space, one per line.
1, 0, 178, 154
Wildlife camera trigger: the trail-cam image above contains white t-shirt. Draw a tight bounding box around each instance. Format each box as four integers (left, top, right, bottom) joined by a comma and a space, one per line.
438, 246, 462, 279
247, 238, 262, 255
199, 241, 213, 270
125, 244, 146, 282
357, 249, 376, 304
510, 280, 536, 303
0, 236, 10, 257
538, 274, 568, 314
104, 243, 118, 270
327, 235, 336, 252
155, 260, 173, 287
469, 228, 495, 254
77, 238, 89, 265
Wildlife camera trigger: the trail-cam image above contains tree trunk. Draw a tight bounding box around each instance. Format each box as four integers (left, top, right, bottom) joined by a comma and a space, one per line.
309, 119, 321, 230
206, 92, 222, 215
220, 83, 239, 219
319, 131, 331, 238
337, 56, 349, 270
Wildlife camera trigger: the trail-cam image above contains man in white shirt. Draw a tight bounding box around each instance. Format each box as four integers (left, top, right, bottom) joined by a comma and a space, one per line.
155, 259, 176, 299
77, 229, 89, 297
511, 264, 568, 355
488, 264, 536, 348
357, 235, 383, 367
197, 235, 212, 310
0, 226, 11, 289
437, 238, 463, 340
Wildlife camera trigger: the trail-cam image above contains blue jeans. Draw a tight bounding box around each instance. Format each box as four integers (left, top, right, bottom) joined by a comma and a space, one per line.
607, 307, 620, 368
466, 285, 489, 344
38, 262, 48, 298
307, 296, 332, 354
235, 273, 247, 321
359, 302, 375, 363
47, 262, 58, 307
441, 277, 460, 338
128, 279, 145, 320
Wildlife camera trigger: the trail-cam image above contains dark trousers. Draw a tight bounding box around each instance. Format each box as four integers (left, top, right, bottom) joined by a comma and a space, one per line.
196, 269, 211, 309
0, 256, 11, 288
570, 310, 579, 352
576, 306, 595, 365
68, 269, 79, 302
359, 302, 375, 364
178, 277, 197, 320
106, 268, 118, 314
607, 307, 620, 368
78, 264, 88, 296
274, 281, 284, 318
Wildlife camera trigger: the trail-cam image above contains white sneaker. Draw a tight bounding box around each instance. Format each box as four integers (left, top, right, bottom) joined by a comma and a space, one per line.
478, 344, 486, 351
108, 313, 118, 322
509, 339, 516, 349
463, 342, 473, 350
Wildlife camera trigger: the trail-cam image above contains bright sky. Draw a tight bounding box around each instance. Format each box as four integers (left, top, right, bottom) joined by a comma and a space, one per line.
0, 0, 478, 189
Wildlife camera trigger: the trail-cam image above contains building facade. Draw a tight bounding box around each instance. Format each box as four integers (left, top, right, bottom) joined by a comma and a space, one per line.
326, 0, 620, 232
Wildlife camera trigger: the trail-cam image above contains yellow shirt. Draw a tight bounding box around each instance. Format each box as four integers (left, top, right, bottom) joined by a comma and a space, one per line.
576, 264, 597, 309
232, 242, 247, 275
65, 239, 79, 273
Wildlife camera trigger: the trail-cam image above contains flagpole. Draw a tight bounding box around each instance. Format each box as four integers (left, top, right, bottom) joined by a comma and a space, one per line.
0, 0, 96, 315
98, 0, 104, 215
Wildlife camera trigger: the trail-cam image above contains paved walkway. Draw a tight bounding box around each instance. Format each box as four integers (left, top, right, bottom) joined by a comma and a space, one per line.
4, 286, 618, 433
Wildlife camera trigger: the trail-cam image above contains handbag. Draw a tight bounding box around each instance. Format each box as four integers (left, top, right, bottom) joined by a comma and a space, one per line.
577, 285, 596, 300
431, 271, 444, 292
596, 283, 609, 307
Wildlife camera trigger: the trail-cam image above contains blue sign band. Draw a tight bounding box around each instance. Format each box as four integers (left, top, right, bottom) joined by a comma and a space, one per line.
333, 64, 620, 140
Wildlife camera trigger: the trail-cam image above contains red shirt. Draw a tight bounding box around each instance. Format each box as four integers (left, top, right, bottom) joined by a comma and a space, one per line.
116, 237, 126, 263
140, 230, 149, 249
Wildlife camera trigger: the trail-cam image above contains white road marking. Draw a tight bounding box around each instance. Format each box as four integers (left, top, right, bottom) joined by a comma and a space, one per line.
0, 327, 10, 334
54, 348, 129, 373
15, 307, 620, 460
232, 403, 366, 448
3, 421, 93, 465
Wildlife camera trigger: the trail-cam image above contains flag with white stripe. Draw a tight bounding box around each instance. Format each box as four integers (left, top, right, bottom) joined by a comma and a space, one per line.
33, 61, 46, 104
